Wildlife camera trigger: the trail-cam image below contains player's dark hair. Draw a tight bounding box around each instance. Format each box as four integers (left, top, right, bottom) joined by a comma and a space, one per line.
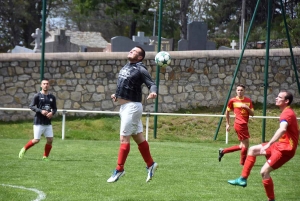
281, 90, 293, 105
237, 84, 245, 89
41, 78, 49, 83
135, 46, 145, 61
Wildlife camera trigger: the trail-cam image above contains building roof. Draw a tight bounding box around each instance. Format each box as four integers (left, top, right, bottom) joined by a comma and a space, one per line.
32, 29, 109, 49
66, 30, 108, 48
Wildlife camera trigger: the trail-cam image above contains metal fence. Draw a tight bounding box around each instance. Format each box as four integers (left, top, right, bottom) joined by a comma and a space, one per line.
0, 107, 288, 143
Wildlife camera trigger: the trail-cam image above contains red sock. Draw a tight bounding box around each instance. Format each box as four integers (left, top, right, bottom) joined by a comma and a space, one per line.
223, 145, 241, 154
241, 155, 256, 179
116, 143, 130, 171
24, 140, 35, 150
43, 144, 52, 157
138, 140, 154, 168
263, 178, 275, 200
240, 147, 248, 165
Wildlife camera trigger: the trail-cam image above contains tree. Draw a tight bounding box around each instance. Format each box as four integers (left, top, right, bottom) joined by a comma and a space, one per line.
158, 1, 181, 40
281, 3, 300, 46
202, 0, 284, 39
72, 0, 153, 39
0, 0, 66, 53
67, 0, 181, 42
179, 0, 192, 39
188, 0, 208, 22
0, 0, 30, 52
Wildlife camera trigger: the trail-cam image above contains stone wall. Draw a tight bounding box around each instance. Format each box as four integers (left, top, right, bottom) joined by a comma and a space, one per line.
0, 49, 300, 121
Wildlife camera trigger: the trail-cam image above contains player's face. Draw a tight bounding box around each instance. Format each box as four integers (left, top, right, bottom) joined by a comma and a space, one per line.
236, 86, 245, 98
41, 80, 50, 92
275, 92, 288, 107
127, 47, 142, 62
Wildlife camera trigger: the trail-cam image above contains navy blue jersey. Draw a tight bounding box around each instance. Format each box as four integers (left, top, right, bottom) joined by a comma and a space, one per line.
29, 92, 57, 125
115, 62, 157, 102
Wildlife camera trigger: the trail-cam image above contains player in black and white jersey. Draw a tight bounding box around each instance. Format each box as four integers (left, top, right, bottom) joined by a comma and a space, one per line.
19, 78, 57, 160
107, 46, 158, 183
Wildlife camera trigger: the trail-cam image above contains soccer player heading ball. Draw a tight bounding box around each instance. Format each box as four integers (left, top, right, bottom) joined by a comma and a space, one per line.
108, 46, 158, 183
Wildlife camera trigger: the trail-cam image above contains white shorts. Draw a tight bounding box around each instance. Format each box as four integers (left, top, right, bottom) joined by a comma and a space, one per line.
119, 102, 143, 136
33, 125, 54, 139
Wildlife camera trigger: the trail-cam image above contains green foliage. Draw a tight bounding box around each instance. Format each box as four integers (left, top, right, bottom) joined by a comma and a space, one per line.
211, 38, 231, 49
248, 26, 264, 42
204, 0, 299, 44
0, 0, 67, 52
82, 0, 102, 11
66, 0, 182, 42
247, 14, 292, 43
0, 0, 30, 52
280, 4, 300, 46
2, 0, 300, 52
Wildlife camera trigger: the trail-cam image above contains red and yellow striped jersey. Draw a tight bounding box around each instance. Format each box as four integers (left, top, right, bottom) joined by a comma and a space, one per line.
227, 96, 254, 124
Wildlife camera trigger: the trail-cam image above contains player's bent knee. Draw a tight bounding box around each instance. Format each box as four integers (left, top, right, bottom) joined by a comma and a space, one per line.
32, 139, 40, 144
247, 147, 256, 155
46, 138, 53, 144
260, 170, 270, 179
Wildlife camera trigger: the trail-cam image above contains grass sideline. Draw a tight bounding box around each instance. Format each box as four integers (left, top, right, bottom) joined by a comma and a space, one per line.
1, 139, 299, 201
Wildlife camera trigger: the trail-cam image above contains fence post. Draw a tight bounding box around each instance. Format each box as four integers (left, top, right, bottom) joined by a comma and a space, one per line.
62, 110, 67, 140
146, 111, 150, 141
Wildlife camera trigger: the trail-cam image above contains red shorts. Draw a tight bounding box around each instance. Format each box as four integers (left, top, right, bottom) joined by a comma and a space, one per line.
234, 123, 250, 141
263, 142, 296, 169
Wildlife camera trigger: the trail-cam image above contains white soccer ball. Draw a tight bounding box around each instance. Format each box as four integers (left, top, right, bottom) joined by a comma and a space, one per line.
155, 51, 171, 67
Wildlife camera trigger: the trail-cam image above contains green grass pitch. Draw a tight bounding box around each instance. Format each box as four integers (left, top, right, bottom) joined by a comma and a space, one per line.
1, 139, 299, 201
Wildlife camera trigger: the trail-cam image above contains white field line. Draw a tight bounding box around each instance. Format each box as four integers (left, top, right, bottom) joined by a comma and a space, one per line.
1, 184, 46, 201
